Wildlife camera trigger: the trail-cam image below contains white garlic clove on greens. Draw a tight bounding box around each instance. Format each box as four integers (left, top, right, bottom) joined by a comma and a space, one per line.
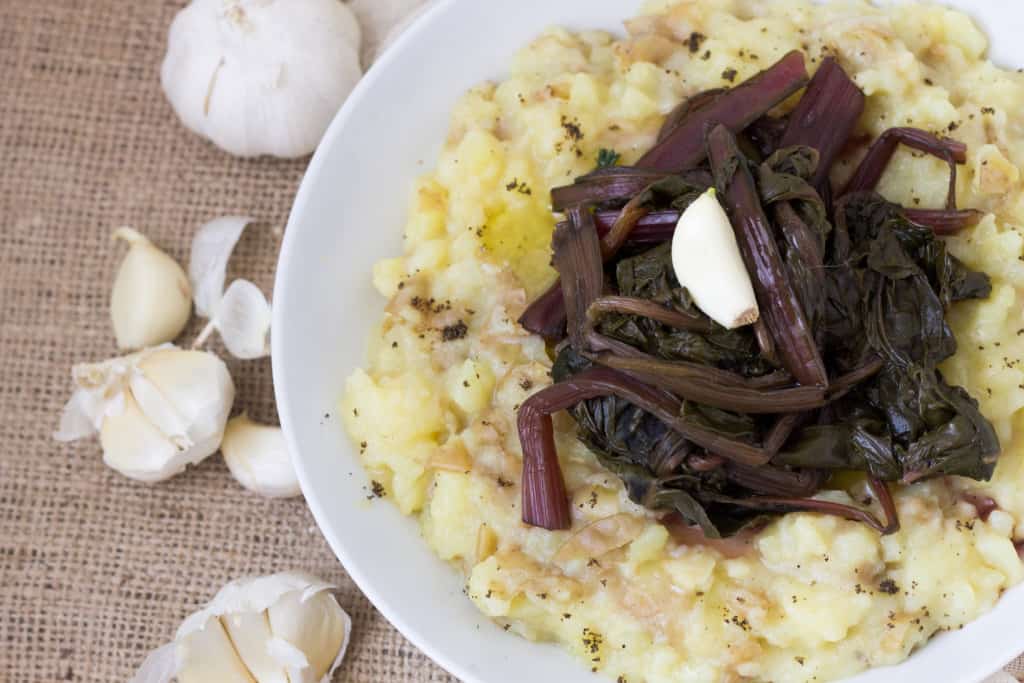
130, 573, 351, 683
221, 416, 301, 498
110, 228, 192, 350
54, 346, 235, 482
671, 188, 760, 329
161, 0, 363, 159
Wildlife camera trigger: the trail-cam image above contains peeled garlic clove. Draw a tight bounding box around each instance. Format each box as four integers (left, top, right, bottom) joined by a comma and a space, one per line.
189, 216, 253, 319
110, 228, 192, 350
671, 188, 759, 329
222, 416, 301, 498
54, 346, 235, 482
131, 573, 351, 683
161, 0, 363, 158
267, 590, 350, 682
177, 617, 257, 683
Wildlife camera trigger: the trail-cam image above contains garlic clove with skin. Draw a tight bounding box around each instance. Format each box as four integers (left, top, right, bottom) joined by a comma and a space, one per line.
221, 416, 301, 498
110, 228, 192, 350
161, 0, 363, 159
176, 617, 257, 683
671, 188, 760, 329
54, 346, 235, 482
220, 611, 289, 683
130, 573, 351, 683
267, 590, 349, 682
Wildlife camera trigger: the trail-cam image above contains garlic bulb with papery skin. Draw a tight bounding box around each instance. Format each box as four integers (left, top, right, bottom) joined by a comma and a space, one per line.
161, 0, 363, 159
110, 228, 192, 350
129, 573, 351, 683
671, 188, 760, 329
54, 346, 234, 482
221, 415, 301, 498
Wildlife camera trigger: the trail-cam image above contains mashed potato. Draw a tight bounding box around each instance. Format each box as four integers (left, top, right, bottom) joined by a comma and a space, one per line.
342, 2, 1024, 681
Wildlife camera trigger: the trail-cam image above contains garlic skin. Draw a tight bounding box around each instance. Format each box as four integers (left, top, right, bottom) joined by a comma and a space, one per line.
129, 573, 351, 683
110, 228, 192, 350
221, 415, 301, 498
54, 346, 235, 482
671, 188, 760, 329
161, 0, 363, 159
189, 216, 272, 359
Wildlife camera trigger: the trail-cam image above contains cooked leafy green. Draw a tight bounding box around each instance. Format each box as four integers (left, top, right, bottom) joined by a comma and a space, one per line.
516, 53, 998, 539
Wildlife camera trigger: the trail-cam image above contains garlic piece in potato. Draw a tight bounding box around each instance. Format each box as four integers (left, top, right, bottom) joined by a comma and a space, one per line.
54, 346, 234, 482
110, 228, 192, 350
671, 188, 759, 329
129, 573, 351, 683
221, 415, 301, 498
160, 0, 363, 159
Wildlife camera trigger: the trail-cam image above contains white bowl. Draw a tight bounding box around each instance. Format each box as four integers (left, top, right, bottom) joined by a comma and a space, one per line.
273, 1, 1024, 681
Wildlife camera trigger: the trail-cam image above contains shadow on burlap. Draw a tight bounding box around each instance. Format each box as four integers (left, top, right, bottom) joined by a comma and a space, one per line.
0, 2, 454, 681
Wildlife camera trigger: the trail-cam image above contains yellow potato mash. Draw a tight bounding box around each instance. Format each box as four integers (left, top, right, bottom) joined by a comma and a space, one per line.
342, 2, 1024, 680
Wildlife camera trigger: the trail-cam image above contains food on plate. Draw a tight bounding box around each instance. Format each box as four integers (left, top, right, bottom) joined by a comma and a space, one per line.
342, 1, 1024, 681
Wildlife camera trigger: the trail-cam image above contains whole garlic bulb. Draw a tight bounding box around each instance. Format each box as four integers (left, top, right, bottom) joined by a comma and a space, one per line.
129, 572, 351, 683
221, 415, 301, 498
160, 0, 363, 159
54, 346, 235, 482
110, 228, 192, 350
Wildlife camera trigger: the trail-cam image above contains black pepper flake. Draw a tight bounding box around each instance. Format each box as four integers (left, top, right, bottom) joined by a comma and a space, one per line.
561, 115, 584, 141
369, 480, 385, 499
562, 612, 573, 620
924, 78, 934, 86
587, 558, 600, 567
796, 657, 806, 666
982, 106, 996, 115
686, 31, 706, 54
948, 121, 960, 131
879, 578, 900, 595
391, 341, 398, 348
538, 592, 548, 600
497, 476, 513, 488
721, 68, 738, 82
504, 178, 533, 195
441, 320, 468, 341
519, 377, 533, 391
701, 50, 711, 61
582, 627, 603, 654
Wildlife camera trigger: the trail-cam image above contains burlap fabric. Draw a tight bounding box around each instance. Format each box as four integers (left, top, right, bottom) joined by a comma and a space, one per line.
0, 1, 1020, 682
0, 1, 453, 681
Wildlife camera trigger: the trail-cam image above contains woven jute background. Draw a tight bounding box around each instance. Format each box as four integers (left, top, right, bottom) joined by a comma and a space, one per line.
0, 1, 1021, 682
0, 1, 454, 681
